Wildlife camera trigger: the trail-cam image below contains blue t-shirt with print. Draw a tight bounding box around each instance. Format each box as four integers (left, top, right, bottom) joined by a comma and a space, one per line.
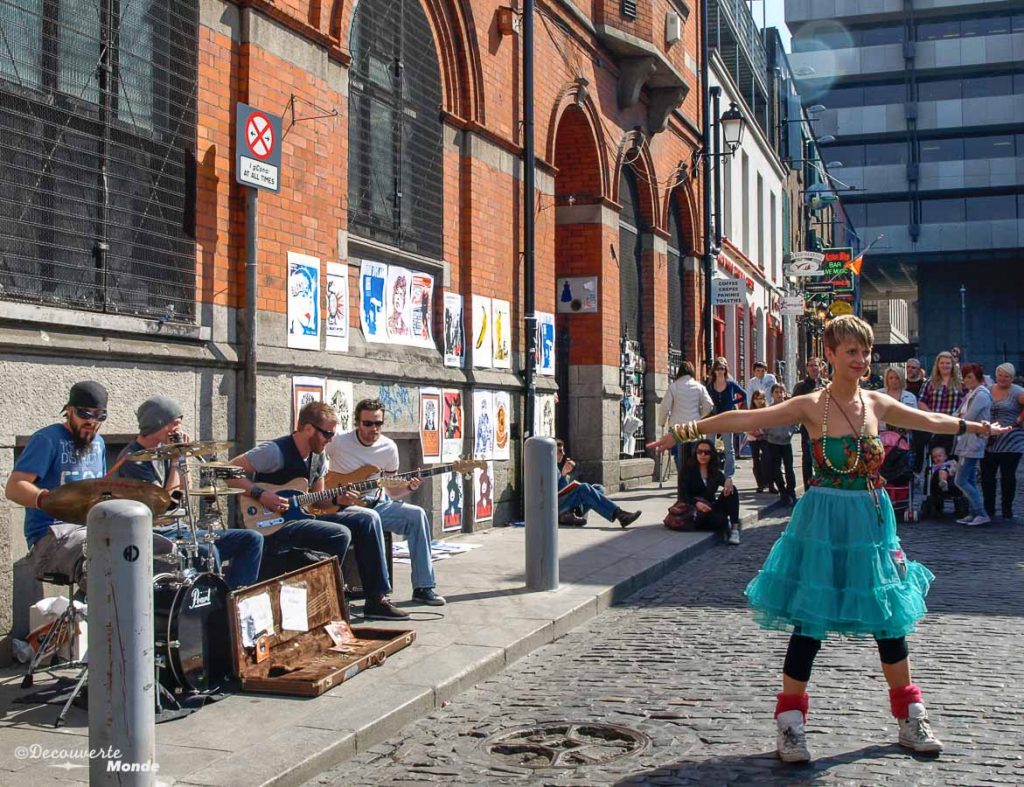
15, 423, 106, 546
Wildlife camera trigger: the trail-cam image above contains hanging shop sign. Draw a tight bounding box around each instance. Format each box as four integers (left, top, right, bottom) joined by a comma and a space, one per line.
781, 295, 806, 316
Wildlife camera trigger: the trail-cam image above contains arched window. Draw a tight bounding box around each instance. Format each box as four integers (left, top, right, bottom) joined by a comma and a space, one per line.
618, 167, 643, 344
348, 0, 443, 258
667, 195, 687, 365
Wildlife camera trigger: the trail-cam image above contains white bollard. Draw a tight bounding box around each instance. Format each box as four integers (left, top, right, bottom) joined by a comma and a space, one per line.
524, 436, 559, 590
87, 499, 156, 785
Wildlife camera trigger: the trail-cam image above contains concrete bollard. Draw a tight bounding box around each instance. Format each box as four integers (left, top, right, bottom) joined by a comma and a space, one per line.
87, 499, 156, 785
524, 436, 559, 591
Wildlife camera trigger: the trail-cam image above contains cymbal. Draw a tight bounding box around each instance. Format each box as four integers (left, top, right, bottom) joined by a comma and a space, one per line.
188, 486, 244, 496
198, 461, 246, 477
153, 512, 187, 527
124, 440, 233, 462
41, 479, 173, 525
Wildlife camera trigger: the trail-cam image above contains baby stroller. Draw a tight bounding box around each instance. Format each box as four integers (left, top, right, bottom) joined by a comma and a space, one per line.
918, 441, 969, 521
880, 429, 914, 521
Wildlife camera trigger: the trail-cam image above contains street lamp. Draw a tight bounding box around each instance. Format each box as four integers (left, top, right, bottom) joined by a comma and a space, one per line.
720, 101, 746, 152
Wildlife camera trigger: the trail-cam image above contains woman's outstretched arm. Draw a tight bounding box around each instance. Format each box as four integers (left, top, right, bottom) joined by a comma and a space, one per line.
647, 395, 811, 452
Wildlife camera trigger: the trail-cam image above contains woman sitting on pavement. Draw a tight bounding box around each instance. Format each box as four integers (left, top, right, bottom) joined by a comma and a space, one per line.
556, 440, 641, 528
680, 437, 741, 544
953, 363, 993, 526
981, 363, 1024, 521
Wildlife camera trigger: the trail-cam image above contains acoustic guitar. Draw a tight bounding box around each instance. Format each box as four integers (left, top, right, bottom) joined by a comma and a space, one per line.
240, 459, 486, 535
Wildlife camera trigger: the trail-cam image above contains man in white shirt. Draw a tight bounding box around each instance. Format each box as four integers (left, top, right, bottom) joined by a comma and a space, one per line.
660, 361, 715, 497
746, 361, 778, 405
327, 399, 445, 606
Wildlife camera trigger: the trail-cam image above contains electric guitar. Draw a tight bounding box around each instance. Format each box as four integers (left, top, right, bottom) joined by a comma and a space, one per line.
240, 459, 486, 535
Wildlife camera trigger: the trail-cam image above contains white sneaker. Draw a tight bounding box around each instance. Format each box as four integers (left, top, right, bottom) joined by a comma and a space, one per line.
955, 515, 974, 525
898, 703, 943, 753
966, 515, 991, 527
728, 528, 741, 545
776, 710, 811, 763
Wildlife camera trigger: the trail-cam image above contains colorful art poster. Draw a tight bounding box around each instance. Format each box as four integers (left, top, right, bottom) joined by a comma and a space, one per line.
325, 262, 349, 353
536, 311, 555, 376
325, 379, 354, 434
419, 387, 442, 465
385, 265, 413, 342
473, 390, 494, 460
441, 470, 464, 532
360, 260, 387, 343
534, 393, 556, 438
491, 298, 512, 369
292, 376, 324, 429
471, 294, 492, 368
556, 276, 599, 313
493, 391, 511, 461
442, 389, 463, 463
443, 292, 465, 367
410, 272, 434, 348
474, 461, 494, 522
287, 252, 320, 350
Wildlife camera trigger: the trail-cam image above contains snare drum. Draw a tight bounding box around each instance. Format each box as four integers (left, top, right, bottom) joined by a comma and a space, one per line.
153, 572, 231, 693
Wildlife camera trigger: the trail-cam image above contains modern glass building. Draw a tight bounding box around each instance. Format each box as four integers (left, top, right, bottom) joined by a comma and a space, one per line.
786, 0, 1024, 371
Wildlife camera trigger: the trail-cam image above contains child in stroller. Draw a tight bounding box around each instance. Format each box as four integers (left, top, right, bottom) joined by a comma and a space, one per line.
919, 443, 968, 520
880, 428, 914, 519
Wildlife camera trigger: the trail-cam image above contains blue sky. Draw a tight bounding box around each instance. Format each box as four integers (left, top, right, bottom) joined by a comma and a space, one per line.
752, 0, 792, 50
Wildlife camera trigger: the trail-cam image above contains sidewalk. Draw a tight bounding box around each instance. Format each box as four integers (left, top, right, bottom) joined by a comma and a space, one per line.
0, 455, 790, 787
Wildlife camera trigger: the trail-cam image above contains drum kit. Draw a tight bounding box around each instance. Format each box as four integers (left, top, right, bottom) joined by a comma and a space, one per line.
39, 440, 245, 706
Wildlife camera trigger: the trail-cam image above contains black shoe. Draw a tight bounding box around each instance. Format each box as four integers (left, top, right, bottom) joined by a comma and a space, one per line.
558, 513, 588, 527
363, 597, 410, 620
412, 587, 446, 606
755, 487, 766, 494
615, 509, 642, 528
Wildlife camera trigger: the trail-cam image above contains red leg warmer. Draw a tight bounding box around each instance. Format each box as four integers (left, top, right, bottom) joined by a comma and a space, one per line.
775, 692, 809, 722
888, 683, 923, 719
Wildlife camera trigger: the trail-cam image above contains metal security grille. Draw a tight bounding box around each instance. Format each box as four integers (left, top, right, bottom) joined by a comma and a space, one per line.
618, 168, 645, 458
0, 1, 199, 320
348, 0, 443, 259
667, 198, 684, 357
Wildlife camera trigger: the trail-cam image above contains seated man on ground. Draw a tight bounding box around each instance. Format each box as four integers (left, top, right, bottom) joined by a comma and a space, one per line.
110, 395, 264, 589
680, 437, 741, 544
555, 440, 641, 528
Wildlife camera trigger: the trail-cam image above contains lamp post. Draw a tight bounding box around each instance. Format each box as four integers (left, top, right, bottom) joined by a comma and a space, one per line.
959, 284, 967, 360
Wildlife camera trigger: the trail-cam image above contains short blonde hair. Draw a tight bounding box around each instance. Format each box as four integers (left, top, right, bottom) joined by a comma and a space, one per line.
823, 314, 874, 351
884, 366, 905, 390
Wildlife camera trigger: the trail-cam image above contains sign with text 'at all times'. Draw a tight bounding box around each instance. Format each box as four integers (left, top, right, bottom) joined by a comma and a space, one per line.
235, 103, 282, 192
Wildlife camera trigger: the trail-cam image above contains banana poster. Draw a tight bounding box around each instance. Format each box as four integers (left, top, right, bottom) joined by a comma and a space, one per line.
491, 298, 512, 369
472, 294, 493, 368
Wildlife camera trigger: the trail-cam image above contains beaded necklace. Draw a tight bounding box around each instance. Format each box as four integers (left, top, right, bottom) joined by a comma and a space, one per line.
821, 385, 867, 475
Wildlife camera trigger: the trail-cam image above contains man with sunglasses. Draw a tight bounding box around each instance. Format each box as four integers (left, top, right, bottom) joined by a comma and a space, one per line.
228, 400, 407, 620
326, 399, 446, 606
6, 381, 110, 586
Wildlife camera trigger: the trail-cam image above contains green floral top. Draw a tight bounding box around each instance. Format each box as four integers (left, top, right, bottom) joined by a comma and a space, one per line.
810, 434, 885, 490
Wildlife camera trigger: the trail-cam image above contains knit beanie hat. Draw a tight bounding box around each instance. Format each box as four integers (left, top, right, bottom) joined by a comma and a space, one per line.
137, 396, 183, 436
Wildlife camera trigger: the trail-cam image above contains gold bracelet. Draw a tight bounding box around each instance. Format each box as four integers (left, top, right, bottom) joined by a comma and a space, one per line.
673, 420, 705, 443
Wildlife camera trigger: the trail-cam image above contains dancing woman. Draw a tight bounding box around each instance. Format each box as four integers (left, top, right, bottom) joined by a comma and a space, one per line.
648, 315, 1009, 763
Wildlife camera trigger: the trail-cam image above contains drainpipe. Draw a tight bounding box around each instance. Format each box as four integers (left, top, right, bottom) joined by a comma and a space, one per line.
523, 0, 537, 437
700, 0, 715, 374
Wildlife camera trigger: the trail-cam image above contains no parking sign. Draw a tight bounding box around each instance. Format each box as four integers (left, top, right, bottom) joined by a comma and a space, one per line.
236, 103, 282, 192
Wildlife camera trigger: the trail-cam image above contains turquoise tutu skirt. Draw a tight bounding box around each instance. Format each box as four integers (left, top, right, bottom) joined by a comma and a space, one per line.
745, 485, 933, 641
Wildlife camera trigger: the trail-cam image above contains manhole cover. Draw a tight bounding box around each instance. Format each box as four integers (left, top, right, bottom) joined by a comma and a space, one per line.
482, 722, 650, 768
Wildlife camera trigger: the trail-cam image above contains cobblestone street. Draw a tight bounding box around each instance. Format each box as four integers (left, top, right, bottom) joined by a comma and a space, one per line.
310, 511, 1024, 786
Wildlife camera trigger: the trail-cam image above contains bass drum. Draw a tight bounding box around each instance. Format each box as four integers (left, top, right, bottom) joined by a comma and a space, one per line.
153, 573, 232, 693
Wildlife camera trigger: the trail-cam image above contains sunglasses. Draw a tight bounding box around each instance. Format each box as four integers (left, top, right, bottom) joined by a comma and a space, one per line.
361, 419, 384, 427
73, 407, 108, 422
312, 424, 336, 440
695, 449, 712, 456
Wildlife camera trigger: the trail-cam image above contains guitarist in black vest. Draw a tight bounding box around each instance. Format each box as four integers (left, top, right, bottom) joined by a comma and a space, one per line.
228, 401, 408, 620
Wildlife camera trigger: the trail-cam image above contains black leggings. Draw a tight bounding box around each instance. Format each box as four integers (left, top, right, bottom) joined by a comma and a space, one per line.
784, 633, 909, 682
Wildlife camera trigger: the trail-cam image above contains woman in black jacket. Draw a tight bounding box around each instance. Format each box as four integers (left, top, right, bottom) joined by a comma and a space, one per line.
681, 437, 741, 544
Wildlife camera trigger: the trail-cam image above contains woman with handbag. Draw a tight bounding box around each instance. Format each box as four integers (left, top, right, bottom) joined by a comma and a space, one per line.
679, 437, 740, 544
706, 357, 747, 479
647, 315, 1010, 765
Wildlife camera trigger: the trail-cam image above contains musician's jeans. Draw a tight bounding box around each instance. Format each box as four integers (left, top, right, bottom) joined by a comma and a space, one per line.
153, 526, 263, 590
265, 517, 352, 578
557, 483, 617, 521
373, 498, 436, 591
319, 508, 392, 596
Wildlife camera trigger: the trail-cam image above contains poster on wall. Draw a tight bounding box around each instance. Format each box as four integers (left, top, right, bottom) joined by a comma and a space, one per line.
419, 387, 442, 465
536, 311, 555, 376
491, 298, 512, 369
443, 292, 465, 368
471, 295, 492, 368
410, 272, 435, 348
472, 390, 494, 460
325, 262, 349, 353
493, 391, 511, 461
325, 379, 354, 434
442, 389, 463, 462
287, 252, 321, 350
292, 376, 325, 429
473, 461, 494, 522
360, 260, 388, 343
556, 276, 599, 313
534, 393, 556, 438
441, 470, 464, 532
385, 265, 413, 342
